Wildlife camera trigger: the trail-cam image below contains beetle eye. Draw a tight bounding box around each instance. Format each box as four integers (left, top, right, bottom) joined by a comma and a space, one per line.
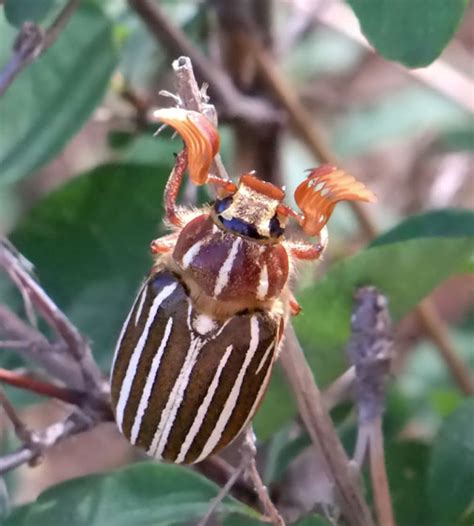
269, 215, 284, 238
214, 197, 233, 214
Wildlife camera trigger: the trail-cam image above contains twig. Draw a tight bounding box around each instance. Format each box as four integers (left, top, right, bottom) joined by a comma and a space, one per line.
245, 32, 474, 397
322, 366, 355, 411
0, 306, 84, 387
417, 300, 474, 395
242, 427, 285, 526
346, 287, 395, 526
127, 0, 282, 127
198, 427, 285, 526
0, 411, 95, 475
281, 324, 375, 526
197, 463, 247, 526
0, 0, 81, 97
0, 239, 104, 393
0, 386, 32, 444
195, 456, 259, 509
0, 368, 86, 406
156, 56, 230, 182
369, 417, 395, 526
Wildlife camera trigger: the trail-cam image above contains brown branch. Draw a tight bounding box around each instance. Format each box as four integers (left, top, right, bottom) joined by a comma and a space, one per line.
127, 0, 282, 127
369, 417, 396, 526
0, 368, 86, 406
417, 300, 474, 394
245, 33, 474, 397
0, 0, 81, 97
0, 306, 84, 387
0, 239, 104, 393
0, 411, 95, 475
281, 324, 375, 526
0, 385, 32, 444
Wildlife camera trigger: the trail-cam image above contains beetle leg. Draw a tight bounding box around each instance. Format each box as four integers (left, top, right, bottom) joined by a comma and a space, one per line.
150, 233, 179, 254
289, 295, 302, 316
286, 226, 328, 261
164, 149, 188, 227
206, 174, 237, 197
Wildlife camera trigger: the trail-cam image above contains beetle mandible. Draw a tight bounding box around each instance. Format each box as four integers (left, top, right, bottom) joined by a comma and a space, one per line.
110, 108, 376, 464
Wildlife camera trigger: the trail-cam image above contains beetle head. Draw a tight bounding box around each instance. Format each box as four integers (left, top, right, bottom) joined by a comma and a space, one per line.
213, 174, 287, 241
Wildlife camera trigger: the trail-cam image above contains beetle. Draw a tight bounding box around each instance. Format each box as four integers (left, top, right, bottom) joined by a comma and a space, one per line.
110, 108, 376, 464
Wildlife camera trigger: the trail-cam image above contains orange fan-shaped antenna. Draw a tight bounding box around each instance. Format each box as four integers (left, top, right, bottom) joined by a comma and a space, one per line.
153, 108, 220, 185
294, 164, 376, 236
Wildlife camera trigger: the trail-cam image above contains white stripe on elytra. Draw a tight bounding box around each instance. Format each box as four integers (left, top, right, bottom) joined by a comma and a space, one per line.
193, 316, 260, 463
256, 264, 269, 300
255, 340, 275, 375
182, 240, 205, 269
213, 237, 242, 297
115, 283, 177, 429
134, 284, 148, 326
111, 283, 145, 373
175, 344, 234, 463
241, 345, 276, 432
149, 334, 203, 458
129, 317, 174, 444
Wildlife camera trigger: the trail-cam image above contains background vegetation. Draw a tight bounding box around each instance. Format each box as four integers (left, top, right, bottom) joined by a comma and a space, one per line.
0, 1, 473, 525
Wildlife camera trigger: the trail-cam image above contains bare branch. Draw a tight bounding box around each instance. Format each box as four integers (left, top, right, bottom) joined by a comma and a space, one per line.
280, 325, 375, 526
0, 385, 32, 444
0, 239, 104, 393
0, 0, 81, 97
127, 0, 282, 127
0, 305, 83, 387
0, 411, 95, 475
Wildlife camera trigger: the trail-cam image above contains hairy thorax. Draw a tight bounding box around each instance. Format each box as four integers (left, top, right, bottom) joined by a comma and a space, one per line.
153, 214, 291, 320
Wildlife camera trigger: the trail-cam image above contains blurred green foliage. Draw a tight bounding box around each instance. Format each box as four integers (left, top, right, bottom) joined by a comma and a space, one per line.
0, 1, 472, 525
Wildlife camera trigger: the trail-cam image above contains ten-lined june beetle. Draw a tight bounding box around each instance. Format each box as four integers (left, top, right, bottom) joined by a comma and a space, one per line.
110, 108, 376, 464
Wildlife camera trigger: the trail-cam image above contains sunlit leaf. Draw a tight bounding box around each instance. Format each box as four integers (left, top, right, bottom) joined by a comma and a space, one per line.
0, 4, 117, 184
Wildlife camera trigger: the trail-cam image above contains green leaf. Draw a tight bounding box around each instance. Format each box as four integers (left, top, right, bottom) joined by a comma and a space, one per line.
428, 398, 474, 525
383, 441, 431, 526
4, 0, 61, 26
398, 329, 474, 435
9, 161, 172, 369
333, 87, 468, 159
371, 209, 474, 246
0, 4, 117, 184
347, 0, 468, 67
254, 211, 474, 438
3, 462, 260, 526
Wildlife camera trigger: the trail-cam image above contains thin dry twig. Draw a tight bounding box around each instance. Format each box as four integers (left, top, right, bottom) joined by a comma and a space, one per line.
280, 325, 375, 526
127, 0, 282, 127
0, 239, 104, 393
0, 238, 113, 474
0, 411, 94, 475
242, 428, 286, 526
0, 385, 32, 444
198, 427, 285, 526
245, 32, 474, 397
346, 287, 395, 526
0, 0, 81, 97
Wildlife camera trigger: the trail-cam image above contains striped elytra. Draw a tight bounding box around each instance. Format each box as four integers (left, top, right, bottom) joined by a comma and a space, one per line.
111, 269, 281, 464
